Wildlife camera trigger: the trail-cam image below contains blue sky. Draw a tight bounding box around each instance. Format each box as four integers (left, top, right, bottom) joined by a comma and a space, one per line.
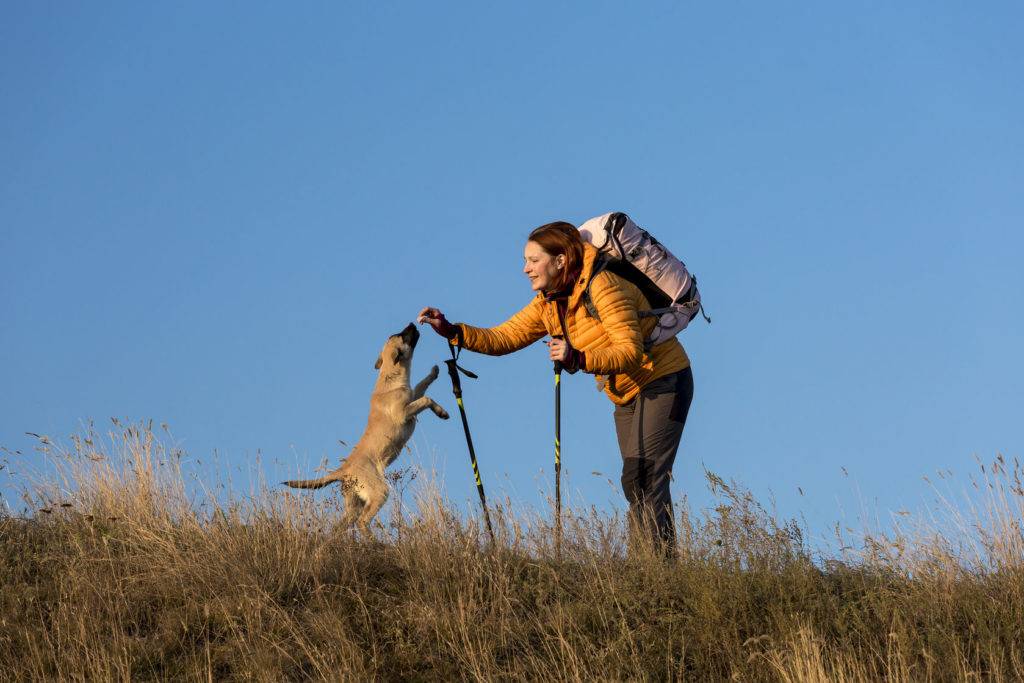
3, 3, 1022, 546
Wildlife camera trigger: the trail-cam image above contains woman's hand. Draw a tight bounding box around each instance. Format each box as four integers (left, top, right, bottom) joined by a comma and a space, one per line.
546, 337, 569, 362
417, 307, 456, 338
546, 337, 585, 372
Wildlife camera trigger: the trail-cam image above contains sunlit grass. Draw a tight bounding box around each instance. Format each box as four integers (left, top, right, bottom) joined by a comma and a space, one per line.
2, 422, 1022, 680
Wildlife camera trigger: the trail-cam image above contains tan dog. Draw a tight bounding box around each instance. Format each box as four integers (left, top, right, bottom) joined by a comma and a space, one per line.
283, 322, 448, 534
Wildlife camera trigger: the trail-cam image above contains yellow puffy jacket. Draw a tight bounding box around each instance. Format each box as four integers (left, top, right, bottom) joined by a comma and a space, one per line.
452, 243, 690, 406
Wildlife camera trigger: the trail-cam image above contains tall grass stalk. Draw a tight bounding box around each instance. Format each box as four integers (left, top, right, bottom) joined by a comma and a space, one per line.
2, 422, 1022, 681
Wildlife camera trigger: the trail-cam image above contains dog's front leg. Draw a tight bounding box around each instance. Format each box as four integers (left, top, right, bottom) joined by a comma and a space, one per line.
412, 365, 440, 399
405, 396, 449, 421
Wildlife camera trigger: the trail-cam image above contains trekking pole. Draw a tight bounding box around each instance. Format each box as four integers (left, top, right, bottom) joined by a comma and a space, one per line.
443, 340, 495, 545
552, 335, 564, 559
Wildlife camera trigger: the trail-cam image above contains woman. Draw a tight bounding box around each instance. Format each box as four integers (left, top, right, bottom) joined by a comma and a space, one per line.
418, 221, 693, 553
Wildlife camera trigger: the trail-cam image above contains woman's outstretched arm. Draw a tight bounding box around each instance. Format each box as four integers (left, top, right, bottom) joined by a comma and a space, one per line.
418, 300, 547, 356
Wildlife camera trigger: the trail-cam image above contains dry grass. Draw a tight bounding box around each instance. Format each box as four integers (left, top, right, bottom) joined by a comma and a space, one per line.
2, 422, 1023, 681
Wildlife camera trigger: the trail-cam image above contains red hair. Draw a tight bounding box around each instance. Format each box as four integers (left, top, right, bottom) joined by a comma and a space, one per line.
527, 221, 583, 292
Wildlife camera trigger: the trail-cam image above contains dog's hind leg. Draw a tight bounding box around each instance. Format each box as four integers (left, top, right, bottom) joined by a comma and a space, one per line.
339, 490, 364, 531
356, 486, 389, 537
412, 365, 440, 399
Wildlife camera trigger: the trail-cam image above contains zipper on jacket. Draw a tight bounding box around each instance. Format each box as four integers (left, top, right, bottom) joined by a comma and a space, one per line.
555, 298, 573, 348
544, 286, 576, 348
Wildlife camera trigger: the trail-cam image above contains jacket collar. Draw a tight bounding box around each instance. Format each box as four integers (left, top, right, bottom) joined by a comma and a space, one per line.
538, 243, 600, 312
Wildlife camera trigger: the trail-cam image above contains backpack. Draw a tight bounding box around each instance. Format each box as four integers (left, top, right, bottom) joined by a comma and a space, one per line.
578, 212, 709, 347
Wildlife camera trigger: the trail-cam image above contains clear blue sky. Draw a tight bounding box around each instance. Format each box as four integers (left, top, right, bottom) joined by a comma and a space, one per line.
3, 3, 1022, 546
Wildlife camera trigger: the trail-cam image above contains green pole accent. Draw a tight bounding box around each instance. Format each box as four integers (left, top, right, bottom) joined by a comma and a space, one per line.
445, 355, 495, 545
554, 357, 563, 558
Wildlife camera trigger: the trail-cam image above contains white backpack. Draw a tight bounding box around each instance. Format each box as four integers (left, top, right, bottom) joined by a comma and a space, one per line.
578, 212, 709, 347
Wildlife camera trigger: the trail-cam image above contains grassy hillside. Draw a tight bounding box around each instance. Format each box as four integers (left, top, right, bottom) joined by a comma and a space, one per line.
2, 423, 1022, 681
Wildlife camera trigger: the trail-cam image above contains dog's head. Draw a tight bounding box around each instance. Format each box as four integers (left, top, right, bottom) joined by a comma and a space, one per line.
374, 322, 420, 372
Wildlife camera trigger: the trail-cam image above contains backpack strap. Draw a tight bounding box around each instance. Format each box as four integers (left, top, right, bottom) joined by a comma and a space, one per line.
637, 307, 678, 318
581, 257, 608, 321
686, 275, 711, 324
585, 258, 659, 353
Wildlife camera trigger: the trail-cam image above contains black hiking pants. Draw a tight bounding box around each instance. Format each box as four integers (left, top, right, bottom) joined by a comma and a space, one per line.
613, 367, 693, 555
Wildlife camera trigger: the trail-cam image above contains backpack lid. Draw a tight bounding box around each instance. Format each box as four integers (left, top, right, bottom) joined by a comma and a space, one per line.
577, 212, 616, 252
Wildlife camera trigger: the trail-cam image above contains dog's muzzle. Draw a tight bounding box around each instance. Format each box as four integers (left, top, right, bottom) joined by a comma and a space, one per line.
400, 322, 420, 348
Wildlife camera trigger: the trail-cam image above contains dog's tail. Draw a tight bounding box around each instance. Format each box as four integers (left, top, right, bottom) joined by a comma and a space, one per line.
282, 469, 343, 490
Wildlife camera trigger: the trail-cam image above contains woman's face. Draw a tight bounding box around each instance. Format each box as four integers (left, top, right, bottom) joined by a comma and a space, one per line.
523, 240, 565, 292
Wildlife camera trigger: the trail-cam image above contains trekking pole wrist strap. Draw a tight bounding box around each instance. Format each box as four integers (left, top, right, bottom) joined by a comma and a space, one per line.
445, 328, 477, 398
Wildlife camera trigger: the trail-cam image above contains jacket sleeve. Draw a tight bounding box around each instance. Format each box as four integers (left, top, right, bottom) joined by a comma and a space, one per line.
453, 297, 548, 356
581, 272, 644, 374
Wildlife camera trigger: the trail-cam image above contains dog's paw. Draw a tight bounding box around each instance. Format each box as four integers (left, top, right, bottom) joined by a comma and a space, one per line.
436, 406, 450, 420
430, 365, 439, 379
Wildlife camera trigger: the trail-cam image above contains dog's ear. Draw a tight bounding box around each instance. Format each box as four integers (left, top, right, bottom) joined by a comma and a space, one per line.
374, 355, 383, 370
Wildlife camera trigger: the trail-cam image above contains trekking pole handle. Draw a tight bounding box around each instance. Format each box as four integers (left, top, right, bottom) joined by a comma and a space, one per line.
551, 335, 564, 374
444, 359, 463, 397
444, 359, 478, 398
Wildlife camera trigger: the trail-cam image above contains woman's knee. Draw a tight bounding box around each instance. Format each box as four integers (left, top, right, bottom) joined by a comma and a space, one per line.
620, 458, 647, 505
